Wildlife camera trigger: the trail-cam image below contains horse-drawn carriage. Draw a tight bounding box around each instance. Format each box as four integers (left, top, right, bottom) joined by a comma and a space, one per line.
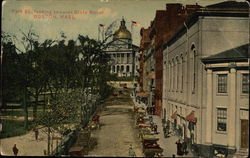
89, 114, 100, 130
69, 146, 84, 157
69, 130, 91, 156
136, 115, 144, 125
138, 126, 153, 139
142, 135, 163, 157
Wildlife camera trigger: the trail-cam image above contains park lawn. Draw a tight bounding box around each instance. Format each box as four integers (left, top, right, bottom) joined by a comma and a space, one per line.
1, 106, 45, 117
0, 120, 32, 139
0, 106, 45, 139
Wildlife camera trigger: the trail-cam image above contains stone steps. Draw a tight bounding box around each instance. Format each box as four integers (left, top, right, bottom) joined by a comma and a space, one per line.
228, 148, 248, 158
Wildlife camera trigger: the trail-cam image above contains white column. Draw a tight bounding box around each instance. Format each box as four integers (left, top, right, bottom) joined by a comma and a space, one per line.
206, 69, 213, 144
172, 62, 175, 90
228, 67, 236, 147
115, 54, 117, 64
124, 53, 127, 64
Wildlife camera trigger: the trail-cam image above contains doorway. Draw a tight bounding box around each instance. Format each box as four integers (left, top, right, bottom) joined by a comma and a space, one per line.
241, 119, 249, 148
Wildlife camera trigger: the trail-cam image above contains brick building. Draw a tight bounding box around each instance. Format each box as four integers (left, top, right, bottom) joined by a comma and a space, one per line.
139, 3, 201, 116
138, 28, 151, 92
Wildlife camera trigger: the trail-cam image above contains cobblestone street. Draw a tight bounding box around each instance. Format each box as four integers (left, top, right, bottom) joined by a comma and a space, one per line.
88, 89, 143, 157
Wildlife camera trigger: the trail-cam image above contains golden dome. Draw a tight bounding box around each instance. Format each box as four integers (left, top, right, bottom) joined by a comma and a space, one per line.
113, 18, 131, 39
114, 28, 131, 39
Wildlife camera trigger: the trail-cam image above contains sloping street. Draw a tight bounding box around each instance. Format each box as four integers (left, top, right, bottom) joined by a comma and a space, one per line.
88, 89, 143, 157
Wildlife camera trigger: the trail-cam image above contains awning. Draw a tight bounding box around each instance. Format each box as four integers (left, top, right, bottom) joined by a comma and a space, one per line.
147, 72, 155, 79
171, 111, 177, 119
186, 111, 197, 123
136, 92, 149, 98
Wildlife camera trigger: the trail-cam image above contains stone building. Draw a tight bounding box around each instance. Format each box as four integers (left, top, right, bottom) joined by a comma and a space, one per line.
162, 1, 249, 157
201, 44, 249, 157
104, 18, 139, 78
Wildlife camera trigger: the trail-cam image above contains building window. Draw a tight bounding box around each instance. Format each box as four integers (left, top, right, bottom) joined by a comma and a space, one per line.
218, 74, 227, 93
126, 65, 130, 72
242, 74, 249, 94
191, 45, 196, 93
181, 56, 184, 91
176, 57, 179, 91
193, 52, 196, 92
217, 108, 227, 132
172, 59, 175, 91
169, 62, 171, 91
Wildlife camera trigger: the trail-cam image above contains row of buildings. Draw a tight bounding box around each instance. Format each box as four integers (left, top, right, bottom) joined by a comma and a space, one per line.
136, 1, 249, 157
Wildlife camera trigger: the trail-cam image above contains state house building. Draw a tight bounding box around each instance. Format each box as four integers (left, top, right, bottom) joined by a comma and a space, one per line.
104, 18, 139, 77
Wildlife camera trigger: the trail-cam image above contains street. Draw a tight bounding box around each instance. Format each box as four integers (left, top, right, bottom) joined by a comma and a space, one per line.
88, 89, 143, 157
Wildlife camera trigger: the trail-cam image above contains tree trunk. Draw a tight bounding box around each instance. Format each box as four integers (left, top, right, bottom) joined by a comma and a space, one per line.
23, 88, 29, 130
47, 127, 51, 155
33, 92, 38, 121
43, 93, 46, 114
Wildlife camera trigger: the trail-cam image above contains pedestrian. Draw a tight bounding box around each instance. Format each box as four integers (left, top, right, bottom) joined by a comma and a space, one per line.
175, 139, 183, 156
12, 144, 18, 156
128, 144, 136, 157
154, 124, 158, 134
33, 128, 39, 140
182, 140, 188, 155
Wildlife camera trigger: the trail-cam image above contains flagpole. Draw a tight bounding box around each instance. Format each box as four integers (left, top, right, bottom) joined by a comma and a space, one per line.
131, 22, 133, 44
102, 28, 104, 42
98, 25, 100, 41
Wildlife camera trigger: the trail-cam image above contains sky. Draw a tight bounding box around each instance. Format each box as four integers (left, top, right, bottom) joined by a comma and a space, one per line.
2, 0, 229, 47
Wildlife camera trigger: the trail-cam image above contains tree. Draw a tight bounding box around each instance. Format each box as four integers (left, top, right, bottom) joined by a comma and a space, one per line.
35, 89, 82, 155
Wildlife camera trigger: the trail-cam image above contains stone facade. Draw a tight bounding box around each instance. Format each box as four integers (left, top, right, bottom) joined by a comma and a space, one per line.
104, 18, 139, 78
162, 4, 249, 157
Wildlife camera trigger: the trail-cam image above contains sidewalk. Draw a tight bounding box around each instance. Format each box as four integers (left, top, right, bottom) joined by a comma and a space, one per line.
131, 94, 195, 157
0, 128, 62, 156
152, 115, 195, 157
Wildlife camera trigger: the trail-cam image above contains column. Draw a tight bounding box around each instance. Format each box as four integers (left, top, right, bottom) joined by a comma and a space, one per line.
120, 53, 122, 63
176, 60, 179, 91
124, 53, 127, 64
206, 69, 213, 144
115, 54, 117, 64
228, 67, 236, 147
172, 63, 174, 91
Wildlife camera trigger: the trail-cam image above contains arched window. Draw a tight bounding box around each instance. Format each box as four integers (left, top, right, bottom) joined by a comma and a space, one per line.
172, 59, 175, 91
117, 65, 120, 72
191, 44, 196, 93
169, 61, 172, 91
126, 65, 130, 72
113, 66, 115, 72
121, 65, 124, 72
180, 55, 184, 91
176, 56, 179, 91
